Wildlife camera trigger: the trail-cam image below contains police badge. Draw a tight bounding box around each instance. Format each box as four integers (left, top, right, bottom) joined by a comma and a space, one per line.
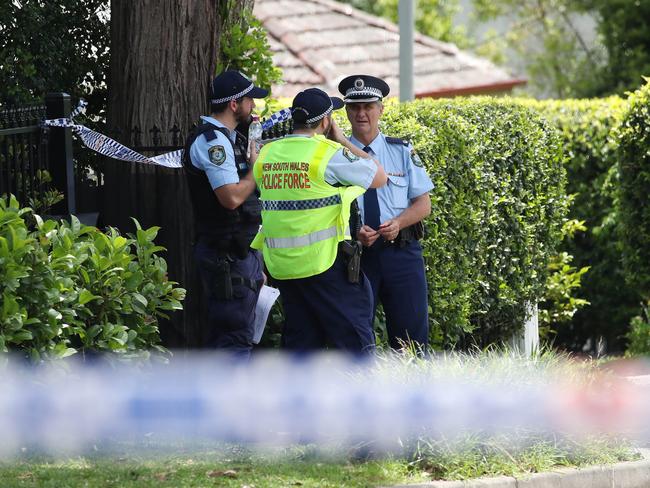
209, 145, 226, 166
343, 147, 359, 162
410, 149, 423, 168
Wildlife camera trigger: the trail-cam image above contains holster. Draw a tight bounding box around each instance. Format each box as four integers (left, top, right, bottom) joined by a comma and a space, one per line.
339, 240, 362, 284
211, 258, 234, 301
200, 256, 260, 301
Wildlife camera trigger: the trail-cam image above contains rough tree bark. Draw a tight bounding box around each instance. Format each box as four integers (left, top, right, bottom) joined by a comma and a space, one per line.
104, 0, 253, 347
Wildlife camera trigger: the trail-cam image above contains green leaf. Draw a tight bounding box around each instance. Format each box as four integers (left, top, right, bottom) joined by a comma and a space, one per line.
78, 289, 100, 305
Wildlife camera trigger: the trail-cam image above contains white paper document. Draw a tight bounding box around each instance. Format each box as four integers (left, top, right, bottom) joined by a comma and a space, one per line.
253, 285, 281, 344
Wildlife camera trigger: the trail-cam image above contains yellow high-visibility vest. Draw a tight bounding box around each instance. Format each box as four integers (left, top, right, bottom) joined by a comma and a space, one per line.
251, 135, 365, 279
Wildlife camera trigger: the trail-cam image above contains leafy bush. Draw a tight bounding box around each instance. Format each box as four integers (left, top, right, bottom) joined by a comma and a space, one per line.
0, 196, 185, 361
516, 97, 637, 352
625, 301, 650, 357
338, 97, 568, 348
618, 79, 650, 299
218, 6, 282, 94
537, 220, 590, 339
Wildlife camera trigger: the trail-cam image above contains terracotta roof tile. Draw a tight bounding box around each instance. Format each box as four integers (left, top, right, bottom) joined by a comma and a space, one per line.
255, 0, 526, 98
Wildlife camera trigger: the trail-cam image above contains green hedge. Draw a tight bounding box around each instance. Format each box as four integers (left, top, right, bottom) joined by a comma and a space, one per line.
618, 79, 650, 299
340, 98, 568, 348
0, 196, 185, 361
521, 97, 639, 351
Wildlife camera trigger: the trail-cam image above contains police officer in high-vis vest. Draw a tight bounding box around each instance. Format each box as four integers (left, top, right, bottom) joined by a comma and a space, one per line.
338, 75, 434, 351
183, 70, 268, 358
251, 88, 388, 353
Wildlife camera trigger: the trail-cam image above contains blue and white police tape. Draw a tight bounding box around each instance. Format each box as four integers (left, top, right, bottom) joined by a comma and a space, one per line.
261, 107, 292, 131
0, 353, 647, 455
43, 101, 292, 169
44, 117, 184, 168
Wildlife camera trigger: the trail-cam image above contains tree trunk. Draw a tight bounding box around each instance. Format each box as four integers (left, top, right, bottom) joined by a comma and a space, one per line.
104, 0, 252, 347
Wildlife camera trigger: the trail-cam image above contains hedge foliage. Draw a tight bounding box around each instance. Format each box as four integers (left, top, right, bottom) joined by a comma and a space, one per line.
522, 97, 639, 351
339, 98, 568, 348
0, 196, 185, 361
618, 79, 650, 299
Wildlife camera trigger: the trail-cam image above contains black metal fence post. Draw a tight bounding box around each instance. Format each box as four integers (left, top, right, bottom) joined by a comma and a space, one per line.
45, 92, 76, 215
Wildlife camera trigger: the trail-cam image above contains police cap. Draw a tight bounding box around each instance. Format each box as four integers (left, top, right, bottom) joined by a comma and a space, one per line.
338, 75, 390, 103
211, 70, 269, 104
291, 88, 344, 124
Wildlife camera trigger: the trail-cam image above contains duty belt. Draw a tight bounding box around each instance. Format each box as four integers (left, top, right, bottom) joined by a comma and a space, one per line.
383, 222, 424, 248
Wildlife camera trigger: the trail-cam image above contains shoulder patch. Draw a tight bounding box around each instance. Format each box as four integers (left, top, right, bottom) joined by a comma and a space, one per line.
410, 148, 423, 168
208, 145, 226, 166
385, 136, 409, 146
342, 147, 360, 162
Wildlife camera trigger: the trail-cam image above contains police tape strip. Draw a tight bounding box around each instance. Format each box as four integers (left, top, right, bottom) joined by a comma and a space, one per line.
43, 103, 292, 169
0, 353, 646, 454
44, 118, 184, 168
261, 107, 292, 131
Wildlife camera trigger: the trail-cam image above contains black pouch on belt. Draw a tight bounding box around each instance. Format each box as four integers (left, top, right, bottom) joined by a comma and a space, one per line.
208, 258, 233, 301
339, 240, 362, 284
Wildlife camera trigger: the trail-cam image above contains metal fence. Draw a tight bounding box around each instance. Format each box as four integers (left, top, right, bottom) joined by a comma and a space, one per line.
0, 103, 49, 206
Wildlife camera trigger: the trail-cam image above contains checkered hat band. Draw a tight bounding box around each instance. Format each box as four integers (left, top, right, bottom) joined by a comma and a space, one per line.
345, 87, 383, 99
261, 195, 341, 211
211, 83, 254, 104
305, 104, 333, 124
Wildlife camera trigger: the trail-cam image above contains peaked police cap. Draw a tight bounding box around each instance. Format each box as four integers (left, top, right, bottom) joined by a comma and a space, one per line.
338, 75, 390, 103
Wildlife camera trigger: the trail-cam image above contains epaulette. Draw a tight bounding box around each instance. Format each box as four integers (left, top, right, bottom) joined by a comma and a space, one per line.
385, 136, 409, 146
194, 123, 221, 142
203, 130, 219, 142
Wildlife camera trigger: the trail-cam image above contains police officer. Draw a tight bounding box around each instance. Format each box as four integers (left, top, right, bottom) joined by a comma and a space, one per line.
183, 70, 268, 358
251, 88, 388, 353
338, 75, 434, 351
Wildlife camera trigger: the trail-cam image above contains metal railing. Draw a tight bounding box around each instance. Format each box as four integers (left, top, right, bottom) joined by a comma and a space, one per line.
0, 104, 49, 205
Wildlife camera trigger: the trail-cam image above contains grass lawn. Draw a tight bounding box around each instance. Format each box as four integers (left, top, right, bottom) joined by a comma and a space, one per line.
0, 436, 639, 488
0, 446, 428, 488
0, 349, 642, 486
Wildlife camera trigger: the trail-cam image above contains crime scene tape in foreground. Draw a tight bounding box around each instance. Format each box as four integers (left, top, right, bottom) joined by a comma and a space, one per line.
0, 353, 648, 456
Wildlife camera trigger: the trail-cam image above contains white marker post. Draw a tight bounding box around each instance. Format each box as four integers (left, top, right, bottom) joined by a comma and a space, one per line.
399, 0, 415, 102
511, 302, 540, 356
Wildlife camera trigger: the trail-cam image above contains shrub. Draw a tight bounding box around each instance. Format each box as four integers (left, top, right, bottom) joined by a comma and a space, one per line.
522, 97, 638, 352
618, 79, 650, 299
537, 220, 590, 339
0, 196, 185, 361
625, 301, 650, 357
338, 97, 568, 348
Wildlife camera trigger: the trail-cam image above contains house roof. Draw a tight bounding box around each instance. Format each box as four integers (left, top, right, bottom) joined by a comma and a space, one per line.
254, 0, 527, 99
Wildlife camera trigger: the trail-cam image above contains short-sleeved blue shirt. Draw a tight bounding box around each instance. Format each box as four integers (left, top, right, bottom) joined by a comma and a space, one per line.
350, 132, 433, 223
189, 116, 239, 190
284, 134, 377, 189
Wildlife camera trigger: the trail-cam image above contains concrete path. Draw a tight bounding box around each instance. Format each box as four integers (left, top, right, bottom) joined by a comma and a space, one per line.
383, 457, 650, 487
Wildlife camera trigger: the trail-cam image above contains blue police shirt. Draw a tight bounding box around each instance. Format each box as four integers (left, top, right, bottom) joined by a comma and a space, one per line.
189, 116, 239, 190
350, 132, 433, 223
284, 135, 377, 189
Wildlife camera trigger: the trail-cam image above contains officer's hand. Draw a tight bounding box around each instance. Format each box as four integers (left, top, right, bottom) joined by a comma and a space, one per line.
358, 225, 380, 247
327, 118, 345, 144
378, 219, 400, 242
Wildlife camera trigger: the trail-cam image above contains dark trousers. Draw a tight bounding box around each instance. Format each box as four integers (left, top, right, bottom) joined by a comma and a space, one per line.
194, 240, 264, 358
275, 253, 376, 354
361, 240, 429, 350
